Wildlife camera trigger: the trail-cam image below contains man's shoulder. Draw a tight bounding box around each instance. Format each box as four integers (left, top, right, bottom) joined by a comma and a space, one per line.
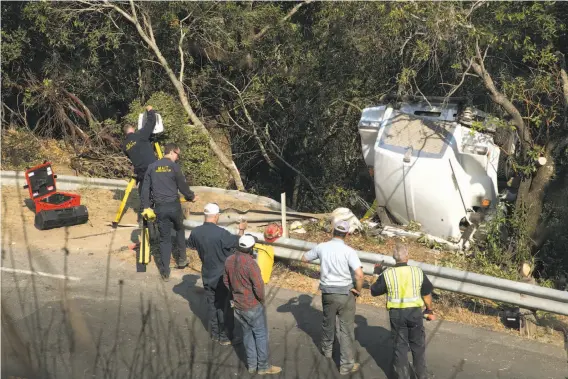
322, 238, 355, 252
225, 253, 236, 264
147, 160, 160, 169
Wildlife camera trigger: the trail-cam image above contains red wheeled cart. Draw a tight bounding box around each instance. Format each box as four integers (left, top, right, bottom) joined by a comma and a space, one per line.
23, 162, 89, 230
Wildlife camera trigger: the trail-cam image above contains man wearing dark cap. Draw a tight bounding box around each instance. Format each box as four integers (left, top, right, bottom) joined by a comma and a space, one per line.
187, 203, 247, 345
301, 220, 364, 376
223, 235, 282, 375
140, 143, 196, 281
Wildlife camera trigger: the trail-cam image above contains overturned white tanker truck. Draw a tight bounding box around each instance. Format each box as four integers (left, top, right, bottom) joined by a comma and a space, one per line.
358, 96, 520, 246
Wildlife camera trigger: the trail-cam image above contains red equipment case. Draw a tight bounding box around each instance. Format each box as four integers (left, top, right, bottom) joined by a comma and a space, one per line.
24, 162, 89, 230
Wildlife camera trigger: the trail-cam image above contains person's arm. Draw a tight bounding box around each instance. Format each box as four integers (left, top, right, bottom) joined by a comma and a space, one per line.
140, 169, 152, 209
223, 263, 231, 291
370, 274, 387, 297
220, 229, 240, 256
348, 251, 364, 294
186, 233, 196, 249
301, 245, 319, 263
421, 272, 434, 311
249, 258, 265, 303
139, 107, 156, 141
237, 219, 247, 236
173, 163, 195, 201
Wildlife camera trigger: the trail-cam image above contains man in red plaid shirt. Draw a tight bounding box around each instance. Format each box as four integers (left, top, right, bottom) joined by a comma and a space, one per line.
224, 235, 282, 375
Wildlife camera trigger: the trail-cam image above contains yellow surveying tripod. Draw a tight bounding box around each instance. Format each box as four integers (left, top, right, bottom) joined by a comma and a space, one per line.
112, 141, 164, 229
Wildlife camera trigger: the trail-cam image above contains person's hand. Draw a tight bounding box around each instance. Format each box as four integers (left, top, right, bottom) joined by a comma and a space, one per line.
373, 263, 384, 275
141, 208, 156, 221
238, 219, 248, 231
423, 309, 437, 321
350, 288, 361, 297
191, 194, 199, 203
146, 105, 153, 111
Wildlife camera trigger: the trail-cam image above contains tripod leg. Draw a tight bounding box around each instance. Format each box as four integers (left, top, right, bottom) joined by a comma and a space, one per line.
112, 178, 137, 228
154, 142, 164, 159
137, 219, 148, 272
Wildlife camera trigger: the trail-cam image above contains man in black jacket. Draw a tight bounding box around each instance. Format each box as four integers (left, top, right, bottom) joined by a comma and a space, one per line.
122, 105, 158, 214
187, 203, 247, 345
141, 143, 197, 281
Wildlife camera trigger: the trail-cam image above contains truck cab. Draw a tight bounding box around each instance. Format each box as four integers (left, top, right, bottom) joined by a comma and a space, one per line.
359, 96, 517, 242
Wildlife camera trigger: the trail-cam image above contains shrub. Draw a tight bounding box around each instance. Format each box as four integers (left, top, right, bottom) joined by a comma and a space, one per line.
125, 92, 225, 187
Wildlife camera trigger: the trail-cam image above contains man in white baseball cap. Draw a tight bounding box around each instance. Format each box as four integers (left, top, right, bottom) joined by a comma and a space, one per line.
301, 220, 364, 375
223, 235, 282, 375
186, 203, 247, 345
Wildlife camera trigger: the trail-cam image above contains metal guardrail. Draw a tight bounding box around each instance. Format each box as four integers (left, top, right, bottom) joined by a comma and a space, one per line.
0, 170, 285, 211
3, 170, 566, 315
184, 220, 568, 316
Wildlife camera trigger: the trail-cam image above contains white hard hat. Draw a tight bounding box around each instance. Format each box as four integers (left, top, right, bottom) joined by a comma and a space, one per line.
204, 203, 220, 215
239, 234, 256, 249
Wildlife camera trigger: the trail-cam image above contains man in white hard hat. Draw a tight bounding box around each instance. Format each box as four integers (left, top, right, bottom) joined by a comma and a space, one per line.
223, 235, 282, 375
301, 220, 364, 376
186, 203, 247, 345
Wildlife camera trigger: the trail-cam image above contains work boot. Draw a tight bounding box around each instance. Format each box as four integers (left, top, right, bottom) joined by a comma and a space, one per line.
176, 261, 189, 269
258, 366, 282, 375
248, 368, 257, 374
339, 363, 360, 376
161, 273, 170, 282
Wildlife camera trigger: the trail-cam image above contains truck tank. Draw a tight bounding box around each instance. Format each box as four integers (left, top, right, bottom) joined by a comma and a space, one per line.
358, 97, 517, 241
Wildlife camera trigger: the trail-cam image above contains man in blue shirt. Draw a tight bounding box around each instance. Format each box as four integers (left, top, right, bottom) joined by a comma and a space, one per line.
302, 221, 364, 376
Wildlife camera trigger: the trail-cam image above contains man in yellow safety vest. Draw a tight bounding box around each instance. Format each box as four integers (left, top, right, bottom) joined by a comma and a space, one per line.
371, 244, 435, 379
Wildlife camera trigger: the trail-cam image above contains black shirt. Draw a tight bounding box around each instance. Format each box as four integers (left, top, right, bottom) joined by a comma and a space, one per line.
370, 263, 433, 297
140, 158, 195, 208
122, 110, 157, 176
186, 222, 240, 288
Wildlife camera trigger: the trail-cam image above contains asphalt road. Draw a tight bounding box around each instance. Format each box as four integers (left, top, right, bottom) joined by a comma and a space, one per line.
1, 242, 566, 379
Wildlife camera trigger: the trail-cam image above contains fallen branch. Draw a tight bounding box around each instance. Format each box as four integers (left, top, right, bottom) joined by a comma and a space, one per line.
252, 0, 313, 41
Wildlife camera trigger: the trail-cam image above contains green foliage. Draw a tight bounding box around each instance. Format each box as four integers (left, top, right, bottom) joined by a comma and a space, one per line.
469, 203, 533, 281
322, 185, 363, 214
125, 92, 224, 187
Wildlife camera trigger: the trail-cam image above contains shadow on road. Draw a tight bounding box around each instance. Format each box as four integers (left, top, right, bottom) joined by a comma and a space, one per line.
172, 273, 248, 368
354, 315, 391, 378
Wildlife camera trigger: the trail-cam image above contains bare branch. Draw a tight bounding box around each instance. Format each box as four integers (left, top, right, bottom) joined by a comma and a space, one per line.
470, 40, 533, 155
445, 57, 474, 99
400, 32, 425, 57
221, 77, 279, 171
252, 0, 313, 41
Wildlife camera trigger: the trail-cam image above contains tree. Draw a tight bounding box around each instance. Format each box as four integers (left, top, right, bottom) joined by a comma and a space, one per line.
61, 1, 247, 189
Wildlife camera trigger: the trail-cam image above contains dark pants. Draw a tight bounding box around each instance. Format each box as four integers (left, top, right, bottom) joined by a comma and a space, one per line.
134, 169, 148, 225
389, 307, 427, 379
204, 277, 236, 342
321, 292, 356, 372
155, 201, 187, 277
234, 304, 270, 371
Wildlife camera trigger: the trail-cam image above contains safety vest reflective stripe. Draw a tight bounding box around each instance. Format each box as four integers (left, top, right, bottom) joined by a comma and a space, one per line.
384, 266, 425, 309
388, 297, 422, 303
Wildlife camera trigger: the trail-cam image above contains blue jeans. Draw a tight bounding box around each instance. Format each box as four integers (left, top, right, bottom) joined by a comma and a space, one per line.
234, 304, 269, 371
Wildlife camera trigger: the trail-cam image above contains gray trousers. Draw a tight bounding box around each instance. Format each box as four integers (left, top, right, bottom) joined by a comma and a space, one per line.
321, 292, 356, 371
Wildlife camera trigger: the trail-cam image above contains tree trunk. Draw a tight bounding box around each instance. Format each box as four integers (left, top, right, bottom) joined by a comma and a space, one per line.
103, 1, 245, 190
292, 174, 301, 209
516, 149, 555, 247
